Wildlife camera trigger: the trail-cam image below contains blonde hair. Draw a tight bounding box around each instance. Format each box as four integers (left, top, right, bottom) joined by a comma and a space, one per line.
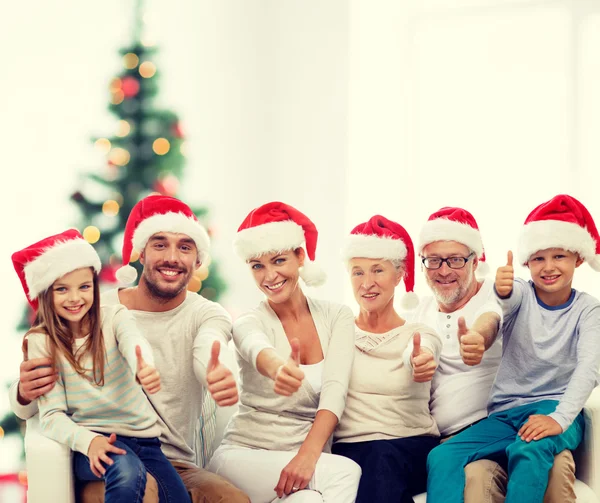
23, 270, 106, 386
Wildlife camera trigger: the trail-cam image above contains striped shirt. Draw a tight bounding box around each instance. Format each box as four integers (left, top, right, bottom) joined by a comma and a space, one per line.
26, 304, 160, 455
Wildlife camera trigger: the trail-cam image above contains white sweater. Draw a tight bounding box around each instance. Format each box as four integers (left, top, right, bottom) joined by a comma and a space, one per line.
409, 278, 503, 436
222, 297, 355, 452
335, 322, 442, 443
27, 304, 160, 456
10, 289, 234, 466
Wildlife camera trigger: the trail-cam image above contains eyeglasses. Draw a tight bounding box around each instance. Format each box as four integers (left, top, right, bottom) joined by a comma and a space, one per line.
421, 253, 474, 270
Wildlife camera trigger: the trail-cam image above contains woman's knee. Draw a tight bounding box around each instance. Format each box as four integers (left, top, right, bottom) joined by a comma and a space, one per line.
327, 454, 362, 484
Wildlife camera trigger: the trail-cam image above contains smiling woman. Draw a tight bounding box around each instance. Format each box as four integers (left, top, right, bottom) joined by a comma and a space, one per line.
332, 215, 442, 503
207, 201, 361, 503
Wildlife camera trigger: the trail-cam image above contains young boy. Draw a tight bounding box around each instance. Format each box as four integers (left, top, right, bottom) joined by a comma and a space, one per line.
426, 194, 600, 503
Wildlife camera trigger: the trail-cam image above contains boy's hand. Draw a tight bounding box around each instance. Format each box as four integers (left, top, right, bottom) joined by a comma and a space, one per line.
457, 317, 485, 366
87, 433, 127, 478
136, 345, 161, 394
411, 332, 437, 383
207, 341, 239, 407
518, 414, 563, 442
274, 338, 305, 396
495, 250, 514, 297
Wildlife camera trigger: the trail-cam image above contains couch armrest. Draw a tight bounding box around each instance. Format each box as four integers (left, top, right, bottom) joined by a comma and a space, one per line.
25, 415, 75, 503
574, 386, 600, 497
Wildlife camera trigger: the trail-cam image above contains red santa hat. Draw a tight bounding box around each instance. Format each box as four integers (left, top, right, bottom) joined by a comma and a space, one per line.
233, 201, 326, 286
342, 215, 419, 309
12, 229, 101, 310
418, 206, 490, 276
517, 194, 600, 270
116, 195, 210, 284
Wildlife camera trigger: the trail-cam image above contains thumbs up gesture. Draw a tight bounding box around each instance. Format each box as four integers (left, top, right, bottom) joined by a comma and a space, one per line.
206, 341, 239, 407
495, 251, 515, 298
136, 345, 161, 394
458, 317, 485, 366
410, 332, 437, 383
273, 338, 305, 396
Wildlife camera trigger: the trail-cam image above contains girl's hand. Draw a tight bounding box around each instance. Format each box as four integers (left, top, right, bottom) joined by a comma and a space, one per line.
274, 450, 318, 498
87, 433, 127, 478
136, 345, 161, 394
518, 414, 563, 442
273, 338, 305, 396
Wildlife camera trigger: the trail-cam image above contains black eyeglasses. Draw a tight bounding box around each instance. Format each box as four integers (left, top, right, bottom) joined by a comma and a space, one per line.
421, 253, 475, 270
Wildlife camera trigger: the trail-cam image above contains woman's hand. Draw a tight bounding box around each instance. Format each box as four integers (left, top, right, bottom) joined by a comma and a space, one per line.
273, 338, 305, 396
274, 450, 318, 498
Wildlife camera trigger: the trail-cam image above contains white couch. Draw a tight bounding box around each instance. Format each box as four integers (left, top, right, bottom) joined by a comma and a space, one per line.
25, 387, 600, 502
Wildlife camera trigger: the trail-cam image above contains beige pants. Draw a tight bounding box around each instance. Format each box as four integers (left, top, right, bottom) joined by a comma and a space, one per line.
462, 450, 576, 503
78, 460, 250, 503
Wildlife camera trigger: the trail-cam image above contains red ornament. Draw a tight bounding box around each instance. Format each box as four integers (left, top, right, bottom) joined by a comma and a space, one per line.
171, 121, 184, 139
153, 175, 179, 197
121, 77, 140, 98
99, 265, 119, 284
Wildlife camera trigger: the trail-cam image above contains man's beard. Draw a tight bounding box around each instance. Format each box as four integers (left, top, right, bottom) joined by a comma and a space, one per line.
426, 266, 474, 307
143, 265, 193, 301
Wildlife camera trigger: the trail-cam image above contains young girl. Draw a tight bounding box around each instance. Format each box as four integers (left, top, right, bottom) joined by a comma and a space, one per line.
12, 229, 190, 503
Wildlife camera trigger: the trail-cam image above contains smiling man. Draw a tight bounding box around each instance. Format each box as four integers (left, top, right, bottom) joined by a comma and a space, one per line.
10, 195, 249, 503
411, 206, 576, 503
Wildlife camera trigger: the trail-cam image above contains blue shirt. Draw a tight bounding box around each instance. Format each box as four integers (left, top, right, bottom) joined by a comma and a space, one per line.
489, 278, 600, 430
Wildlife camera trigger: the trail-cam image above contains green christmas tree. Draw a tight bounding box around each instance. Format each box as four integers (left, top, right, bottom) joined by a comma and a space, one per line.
2, 1, 221, 465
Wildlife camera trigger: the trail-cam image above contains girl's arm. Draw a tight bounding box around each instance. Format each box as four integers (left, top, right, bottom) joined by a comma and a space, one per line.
26, 334, 101, 456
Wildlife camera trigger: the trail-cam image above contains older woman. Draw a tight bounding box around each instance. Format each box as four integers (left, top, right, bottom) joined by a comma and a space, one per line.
332, 215, 442, 503
208, 202, 361, 503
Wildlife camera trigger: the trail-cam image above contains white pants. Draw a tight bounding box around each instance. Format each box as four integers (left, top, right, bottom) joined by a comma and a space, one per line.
207, 445, 361, 503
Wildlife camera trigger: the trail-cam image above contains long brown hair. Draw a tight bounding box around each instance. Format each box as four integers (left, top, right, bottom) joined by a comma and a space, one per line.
24, 270, 106, 386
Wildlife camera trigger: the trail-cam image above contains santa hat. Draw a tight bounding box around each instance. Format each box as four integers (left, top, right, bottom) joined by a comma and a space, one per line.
116, 195, 210, 284
418, 206, 490, 277
517, 194, 600, 270
342, 215, 419, 309
12, 229, 101, 310
233, 201, 326, 286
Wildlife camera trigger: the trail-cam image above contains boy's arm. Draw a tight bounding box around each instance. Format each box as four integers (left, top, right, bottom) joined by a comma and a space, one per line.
494, 251, 525, 319
549, 305, 600, 431
27, 334, 101, 455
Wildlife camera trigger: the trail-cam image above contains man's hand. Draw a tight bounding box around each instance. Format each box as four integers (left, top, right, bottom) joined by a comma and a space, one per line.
17, 338, 58, 404
135, 345, 161, 394
518, 415, 563, 442
273, 338, 305, 396
495, 251, 514, 298
411, 333, 437, 383
206, 341, 239, 407
87, 433, 127, 478
458, 317, 485, 366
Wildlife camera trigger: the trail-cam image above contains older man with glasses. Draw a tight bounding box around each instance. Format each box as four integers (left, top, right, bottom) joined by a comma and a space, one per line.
411, 206, 577, 503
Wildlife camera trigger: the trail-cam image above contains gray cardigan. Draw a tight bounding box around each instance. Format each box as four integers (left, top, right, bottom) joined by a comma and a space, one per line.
222, 297, 355, 452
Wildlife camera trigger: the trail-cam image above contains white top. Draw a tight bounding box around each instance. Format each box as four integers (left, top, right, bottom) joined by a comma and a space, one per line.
26, 304, 161, 455
10, 289, 234, 467
335, 322, 442, 443
409, 278, 503, 436
222, 297, 355, 452
300, 360, 324, 395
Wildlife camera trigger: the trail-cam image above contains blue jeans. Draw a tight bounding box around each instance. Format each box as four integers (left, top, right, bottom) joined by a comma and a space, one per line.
74, 434, 190, 503
426, 400, 584, 503
333, 435, 439, 503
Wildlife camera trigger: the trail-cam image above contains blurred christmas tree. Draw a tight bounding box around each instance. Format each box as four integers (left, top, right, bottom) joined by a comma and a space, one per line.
2, 0, 222, 460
